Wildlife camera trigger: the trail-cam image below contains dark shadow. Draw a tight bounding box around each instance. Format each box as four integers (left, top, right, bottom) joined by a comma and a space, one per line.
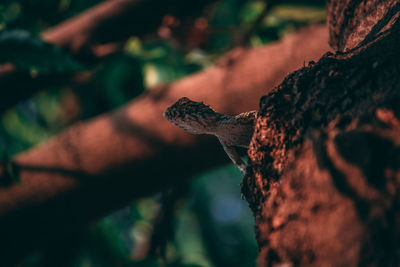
334, 130, 400, 190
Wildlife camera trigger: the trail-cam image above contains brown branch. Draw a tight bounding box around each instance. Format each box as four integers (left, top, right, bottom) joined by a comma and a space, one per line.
0, 0, 216, 112
42, 0, 216, 55
0, 25, 330, 263
42, 0, 144, 53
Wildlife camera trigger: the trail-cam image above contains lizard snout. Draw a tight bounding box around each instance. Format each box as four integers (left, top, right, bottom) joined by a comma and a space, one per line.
163, 110, 170, 120
163, 108, 175, 122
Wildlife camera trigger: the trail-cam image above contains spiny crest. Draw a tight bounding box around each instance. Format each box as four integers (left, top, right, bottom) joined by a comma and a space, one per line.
234, 111, 257, 125
163, 97, 217, 122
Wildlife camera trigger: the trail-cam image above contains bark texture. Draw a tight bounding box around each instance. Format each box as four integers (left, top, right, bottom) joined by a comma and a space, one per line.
245, 1, 400, 266
327, 0, 400, 51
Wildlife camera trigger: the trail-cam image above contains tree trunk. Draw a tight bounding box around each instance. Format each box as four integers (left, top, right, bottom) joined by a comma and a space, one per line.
244, 1, 400, 266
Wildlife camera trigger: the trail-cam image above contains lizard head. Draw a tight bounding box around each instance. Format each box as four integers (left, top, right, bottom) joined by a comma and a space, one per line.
163, 97, 219, 134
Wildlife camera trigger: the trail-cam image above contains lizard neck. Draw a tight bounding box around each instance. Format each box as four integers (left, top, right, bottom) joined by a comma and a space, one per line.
204, 114, 232, 134
214, 114, 254, 148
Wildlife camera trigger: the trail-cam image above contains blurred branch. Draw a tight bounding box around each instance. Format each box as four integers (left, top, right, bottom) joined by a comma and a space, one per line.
43, 0, 159, 56
0, 0, 216, 113
42, 0, 215, 57
0, 25, 330, 263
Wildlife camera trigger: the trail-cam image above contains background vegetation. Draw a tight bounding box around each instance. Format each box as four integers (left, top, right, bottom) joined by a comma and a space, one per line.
0, 0, 325, 266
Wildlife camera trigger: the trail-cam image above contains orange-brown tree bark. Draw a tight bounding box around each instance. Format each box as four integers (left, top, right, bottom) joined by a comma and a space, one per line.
244, 1, 400, 265
0, 25, 330, 263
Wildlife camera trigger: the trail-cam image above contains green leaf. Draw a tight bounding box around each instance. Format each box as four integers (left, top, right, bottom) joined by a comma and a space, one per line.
0, 29, 84, 74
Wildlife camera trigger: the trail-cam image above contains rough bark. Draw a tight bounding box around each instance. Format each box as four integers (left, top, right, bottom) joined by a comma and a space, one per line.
245, 1, 400, 265
256, 111, 400, 266
0, 25, 330, 263
327, 0, 400, 51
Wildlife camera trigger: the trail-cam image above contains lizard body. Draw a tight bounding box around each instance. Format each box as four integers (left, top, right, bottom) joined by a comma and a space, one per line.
163, 97, 256, 174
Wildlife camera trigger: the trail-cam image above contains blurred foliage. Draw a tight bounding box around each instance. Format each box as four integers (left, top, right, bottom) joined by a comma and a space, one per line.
0, 29, 84, 73
0, 0, 103, 32
0, 0, 325, 266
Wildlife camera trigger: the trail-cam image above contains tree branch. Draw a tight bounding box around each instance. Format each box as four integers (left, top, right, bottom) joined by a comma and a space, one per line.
42, 0, 216, 55
0, 0, 216, 112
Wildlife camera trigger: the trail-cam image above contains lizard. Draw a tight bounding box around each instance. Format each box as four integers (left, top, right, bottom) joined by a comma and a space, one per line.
163, 97, 256, 174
